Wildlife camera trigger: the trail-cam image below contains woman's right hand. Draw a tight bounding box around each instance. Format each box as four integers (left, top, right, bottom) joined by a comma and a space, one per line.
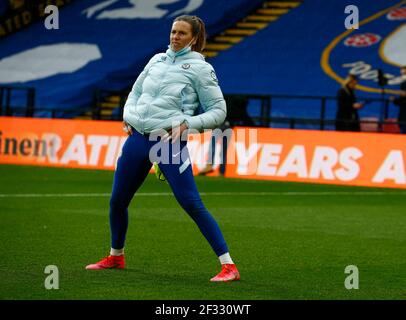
123, 121, 133, 135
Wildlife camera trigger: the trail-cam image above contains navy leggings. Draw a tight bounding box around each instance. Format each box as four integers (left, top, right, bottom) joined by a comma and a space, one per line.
109, 129, 229, 257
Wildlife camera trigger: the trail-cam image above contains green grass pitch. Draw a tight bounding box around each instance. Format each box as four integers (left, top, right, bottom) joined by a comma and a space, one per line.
0, 164, 405, 300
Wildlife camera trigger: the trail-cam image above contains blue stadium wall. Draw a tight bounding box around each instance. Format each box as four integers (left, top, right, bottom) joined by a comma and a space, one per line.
0, 0, 405, 122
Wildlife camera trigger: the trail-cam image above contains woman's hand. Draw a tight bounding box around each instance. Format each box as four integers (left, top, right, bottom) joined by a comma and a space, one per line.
122, 121, 133, 135
172, 122, 188, 141
163, 122, 188, 142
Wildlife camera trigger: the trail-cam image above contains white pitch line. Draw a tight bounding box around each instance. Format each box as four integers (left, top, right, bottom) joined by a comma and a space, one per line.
0, 191, 405, 198
0, 193, 111, 198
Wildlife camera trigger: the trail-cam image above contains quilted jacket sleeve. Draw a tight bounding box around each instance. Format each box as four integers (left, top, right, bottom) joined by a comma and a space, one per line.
184, 63, 227, 131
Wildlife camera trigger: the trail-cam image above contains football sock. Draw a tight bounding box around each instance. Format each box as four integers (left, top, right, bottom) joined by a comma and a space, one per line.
110, 248, 124, 256
219, 252, 234, 265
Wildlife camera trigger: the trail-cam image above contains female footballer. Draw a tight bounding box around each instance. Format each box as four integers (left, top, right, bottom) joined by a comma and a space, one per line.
86, 15, 239, 282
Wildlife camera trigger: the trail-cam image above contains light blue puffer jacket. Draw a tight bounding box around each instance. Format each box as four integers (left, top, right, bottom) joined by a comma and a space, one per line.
123, 46, 227, 134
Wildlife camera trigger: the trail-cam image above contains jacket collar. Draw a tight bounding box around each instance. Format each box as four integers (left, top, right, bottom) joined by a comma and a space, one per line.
166, 45, 192, 60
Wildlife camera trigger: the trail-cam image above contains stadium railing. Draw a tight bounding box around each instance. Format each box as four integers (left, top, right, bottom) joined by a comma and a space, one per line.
2, 87, 404, 133
88, 90, 402, 133
0, 85, 35, 117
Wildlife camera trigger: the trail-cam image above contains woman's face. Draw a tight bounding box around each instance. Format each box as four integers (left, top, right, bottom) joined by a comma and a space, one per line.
170, 21, 195, 52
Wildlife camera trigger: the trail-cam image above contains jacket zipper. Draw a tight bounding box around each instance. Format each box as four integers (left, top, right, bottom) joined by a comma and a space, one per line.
144, 57, 173, 132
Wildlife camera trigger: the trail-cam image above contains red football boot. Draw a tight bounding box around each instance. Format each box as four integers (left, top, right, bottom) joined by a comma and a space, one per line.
210, 264, 240, 282
85, 255, 125, 270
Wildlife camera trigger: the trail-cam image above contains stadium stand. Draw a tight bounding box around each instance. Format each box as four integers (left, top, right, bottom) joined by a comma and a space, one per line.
0, 0, 74, 39
1, 0, 405, 132
0, 2, 8, 17
0, 0, 264, 118
210, 0, 406, 130
91, 0, 303, 121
